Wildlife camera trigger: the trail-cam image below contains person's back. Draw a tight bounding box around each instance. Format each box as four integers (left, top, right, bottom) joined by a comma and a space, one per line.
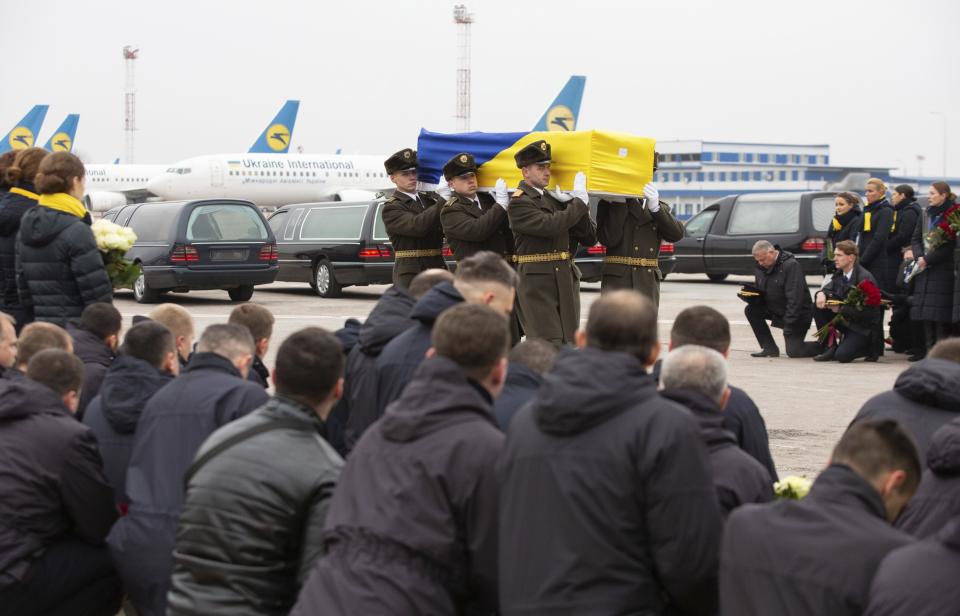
493, 339, 557, 430
498, 292, 722, 616
292, 304, 510, 616
721, 420, 921, 616
723, 386, 779, 480
169, 328, 345, 616
0, 147, 45, 324
895, 416, 960, 538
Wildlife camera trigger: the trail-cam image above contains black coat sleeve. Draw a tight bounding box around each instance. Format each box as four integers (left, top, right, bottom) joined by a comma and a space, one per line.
60, 430, 118, 543
860, 207, 893, 268
888, 208, 920, 254
66, 224, 113, 306
652, 203, 686, 243
382, 200, 443, 238
911, 212, 925, 257
782, 260, 809, 328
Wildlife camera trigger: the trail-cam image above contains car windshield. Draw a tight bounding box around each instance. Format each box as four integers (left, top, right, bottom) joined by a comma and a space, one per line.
728, 194, 802, 235
126, 202, 184, 242
187, 204, 269, 241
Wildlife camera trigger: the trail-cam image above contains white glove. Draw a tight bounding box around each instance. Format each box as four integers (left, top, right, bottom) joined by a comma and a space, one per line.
494, 178, 509, 209
436, 183, 452, 200
572, 171, 588, 204
643, 183, 660, 212
552, 186, 573, 203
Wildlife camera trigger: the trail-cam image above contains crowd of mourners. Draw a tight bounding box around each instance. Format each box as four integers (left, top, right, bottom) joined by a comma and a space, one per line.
0, 146, 957, 616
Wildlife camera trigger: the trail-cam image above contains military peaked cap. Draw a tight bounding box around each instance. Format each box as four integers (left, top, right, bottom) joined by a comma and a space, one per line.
384, 148, 418, 174
514, 139, 551, 168
442, 152, 478, 180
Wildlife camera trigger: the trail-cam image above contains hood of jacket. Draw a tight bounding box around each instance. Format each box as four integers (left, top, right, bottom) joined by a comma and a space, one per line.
660, 388, 736, 449
505, 362, 543, 391
358, 285, 416, 355
0, 378, 70, 422
66, 322, 115, 367
893, 358, 960, 411
0, 182, 38, 235
927, 417, 960, 475
408, 281, 463, 326
379, 356, 495, 443
771, 248, 797, 272
18, 204, 81, 248
99, 354, 174, 434
533, 347, 656, 435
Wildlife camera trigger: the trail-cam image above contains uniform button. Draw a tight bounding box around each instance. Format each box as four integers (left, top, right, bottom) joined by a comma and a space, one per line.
634, 246, 639, 251
555, 267, 559, 272
650, 248, 654, 253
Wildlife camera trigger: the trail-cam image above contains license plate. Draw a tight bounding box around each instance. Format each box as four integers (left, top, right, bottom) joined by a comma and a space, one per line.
211, 248, 248, 261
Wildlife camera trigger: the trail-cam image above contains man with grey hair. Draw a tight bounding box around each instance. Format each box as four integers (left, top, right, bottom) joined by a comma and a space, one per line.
660, 344, 774, 516
109, 323, 270, 616
746, 240, 819, 358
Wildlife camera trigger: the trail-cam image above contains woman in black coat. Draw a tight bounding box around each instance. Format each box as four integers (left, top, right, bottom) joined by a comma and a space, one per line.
885, 185, 923, 354
910, 181, 958, 351
857, 178, 895, 292
823, 192, 862, 273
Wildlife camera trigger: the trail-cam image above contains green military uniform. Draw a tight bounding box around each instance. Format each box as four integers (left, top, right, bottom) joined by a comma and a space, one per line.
597, 197, 684, 307
381, 149, 448, 288
439, 153, 514, 262
508, 141, 597, 345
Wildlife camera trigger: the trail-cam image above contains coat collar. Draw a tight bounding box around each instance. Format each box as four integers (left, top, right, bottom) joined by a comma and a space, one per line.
183, 351, 243, 378
517, 180, 544, 200
806, 464, 888, 521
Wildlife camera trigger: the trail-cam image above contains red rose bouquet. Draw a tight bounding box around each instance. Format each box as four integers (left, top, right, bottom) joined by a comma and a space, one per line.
814, 279, 882, 345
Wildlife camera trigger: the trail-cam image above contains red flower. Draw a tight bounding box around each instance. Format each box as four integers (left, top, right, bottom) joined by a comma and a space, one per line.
858, 280, 882, 306
938, 219, 956, 238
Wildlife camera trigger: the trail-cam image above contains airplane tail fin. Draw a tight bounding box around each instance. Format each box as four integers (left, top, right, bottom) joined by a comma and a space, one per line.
249, 100, 300, 153
42, 114, 80, 152
0, 105, 49, 154
532, 76, 586, 132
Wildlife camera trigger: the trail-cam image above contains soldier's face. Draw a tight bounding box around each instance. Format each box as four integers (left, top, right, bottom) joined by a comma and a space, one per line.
450, 173, 478, 197
522, 163, 551, 189
390, 169, 419, 193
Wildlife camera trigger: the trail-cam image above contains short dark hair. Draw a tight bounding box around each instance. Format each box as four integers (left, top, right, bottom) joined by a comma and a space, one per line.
274, 327, 344, 402
671, 305, 731, 353
121, 321, 176, 369
508, 339, 558, 375
27, 349, 84, 396
432, 303, 509, 380
894, 184, 915, 199
409, 269, 455, 300
79, 302, 122, 340
454, 251, 518, 289
17, 322, 71, 367
196, 324, 255, 361
834, 239, 859, 258
228, 303, 275, 342
929, 338, 960, 363
834, 420, 921, 495
585, 290, 658, 362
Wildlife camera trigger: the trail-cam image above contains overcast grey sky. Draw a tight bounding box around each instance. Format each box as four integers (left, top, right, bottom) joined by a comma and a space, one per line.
1, 0, 957, 177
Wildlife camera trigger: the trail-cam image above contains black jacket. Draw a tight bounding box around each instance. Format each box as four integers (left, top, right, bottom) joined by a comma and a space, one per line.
661, 388, 773, 516
82, 354, 175, 508
67, 321, 116, 418
493, 362, 542, 431
865, 516, 960, 616
857, 198, 894, 291
0, 378, 116, 586
895, 417, 960, 538
0, 182, 37, 308
16, 205, 113, 325
291, 357, 503, 616
169, 396, 343, 616
497, 347, 722, 616
911, 200, 956, 323
246, 354, 270, 388
724, 386, 779, 481
853, 358, 960, 463
336, 284, 416, 454
721, 464, 914, 616
373, 281, 463, 417
753, 249, 813, 334
884, 198, 921, 286
820, 263, 882, 335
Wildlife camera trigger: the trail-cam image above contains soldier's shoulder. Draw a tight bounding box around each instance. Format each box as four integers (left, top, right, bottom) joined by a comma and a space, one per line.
444, 195, 460, 208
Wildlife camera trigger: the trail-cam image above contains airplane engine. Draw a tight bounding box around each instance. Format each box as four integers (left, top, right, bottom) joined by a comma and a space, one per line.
84, 191, 129, 213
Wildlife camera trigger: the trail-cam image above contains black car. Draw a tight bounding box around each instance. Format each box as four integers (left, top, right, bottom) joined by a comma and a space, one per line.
101, 199, 278, 303
268, 200, 456, 298
672, 191, 838, 280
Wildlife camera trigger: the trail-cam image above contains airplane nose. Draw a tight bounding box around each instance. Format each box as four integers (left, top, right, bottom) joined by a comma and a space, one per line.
146, 175, 170, 198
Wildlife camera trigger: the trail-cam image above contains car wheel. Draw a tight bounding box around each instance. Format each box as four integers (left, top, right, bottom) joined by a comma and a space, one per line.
313, 259, 342, 298
227, 285, 255, 302
707, 273, 729, 282
133, 271, 161, 304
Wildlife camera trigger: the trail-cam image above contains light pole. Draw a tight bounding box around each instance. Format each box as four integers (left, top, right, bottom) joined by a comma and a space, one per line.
931, 111, 947, 177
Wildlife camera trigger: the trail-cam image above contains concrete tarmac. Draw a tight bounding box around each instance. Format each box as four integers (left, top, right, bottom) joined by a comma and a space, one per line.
112, 273, 906, 480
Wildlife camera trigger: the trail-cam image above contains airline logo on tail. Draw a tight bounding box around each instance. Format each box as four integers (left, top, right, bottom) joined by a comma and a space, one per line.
8, 127, 35, 149
50, 133, 72, 152
249, 100, 300, 154
266, 124, 291, 151
0, 105, 49, 154
546, 105, 575, 132
532, 75, 586, 133
43, 114, 79, 152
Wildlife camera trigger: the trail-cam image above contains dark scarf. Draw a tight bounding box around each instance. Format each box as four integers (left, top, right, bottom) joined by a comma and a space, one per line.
830, 206, 861, 237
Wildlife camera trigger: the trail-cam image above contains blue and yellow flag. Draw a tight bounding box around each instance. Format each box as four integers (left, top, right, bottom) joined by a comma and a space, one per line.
417, 129, 656, 196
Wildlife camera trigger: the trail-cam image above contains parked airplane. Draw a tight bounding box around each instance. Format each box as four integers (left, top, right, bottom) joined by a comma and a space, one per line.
0, 105, 49, 154
147, 78, 588, 207
41, 114, 80, 152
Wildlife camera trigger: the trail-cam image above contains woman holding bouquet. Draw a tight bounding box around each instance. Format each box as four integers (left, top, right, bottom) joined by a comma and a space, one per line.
910, 182, 957, 355
15, 152, 112, 326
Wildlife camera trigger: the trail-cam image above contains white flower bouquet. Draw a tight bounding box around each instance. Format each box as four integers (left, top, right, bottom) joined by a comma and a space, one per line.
773, 475, 812, 500
91, 219, 140, 289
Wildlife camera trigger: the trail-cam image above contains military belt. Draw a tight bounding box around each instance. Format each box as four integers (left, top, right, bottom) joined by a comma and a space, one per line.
604, 256, 659, 268
394, 249, 443, 259
515, 251, 571, 264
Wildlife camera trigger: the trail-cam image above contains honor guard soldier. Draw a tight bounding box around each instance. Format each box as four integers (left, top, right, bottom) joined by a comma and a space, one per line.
381, 148, 448, 288
508, 140, 597, 345
439, 152, 513, 262
597, 181, 684, 309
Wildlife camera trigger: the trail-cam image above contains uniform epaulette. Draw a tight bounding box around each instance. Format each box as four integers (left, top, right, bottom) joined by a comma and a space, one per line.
444, 196, 458, 207
512, 189, 524, 198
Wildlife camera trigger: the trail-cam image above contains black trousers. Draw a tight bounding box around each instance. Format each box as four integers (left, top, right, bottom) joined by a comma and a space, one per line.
813, 308, 875, 362
924, 321, 952, 350
745, 304, 820, 357
0, 539, 122, 616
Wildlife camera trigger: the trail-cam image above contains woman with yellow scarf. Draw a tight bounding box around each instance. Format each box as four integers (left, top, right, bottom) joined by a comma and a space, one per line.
16, 152, 113, 326
824, 192, 862, 274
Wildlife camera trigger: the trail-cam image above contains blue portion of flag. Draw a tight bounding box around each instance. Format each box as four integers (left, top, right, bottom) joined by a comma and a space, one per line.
416, 128, 527, 184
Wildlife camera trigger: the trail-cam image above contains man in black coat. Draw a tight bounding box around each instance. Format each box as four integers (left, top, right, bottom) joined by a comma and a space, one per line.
292, 304, 510, 615
493, 338, 557, 430
746, 240, 819, 358
498, 291, 723, 616
373, 251, 517, 419
660, 345, 774, 516
228, 303, 275, 388
82, 321, 179, 508
108, 324, 269, 616
895, 416, 960, 538
169, 328, 345, 616
0, 350, 121, 616
852, 338, 960, 462
67, 302, 122, 418
721, 420, 920, 616
865, 516, 960, 616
